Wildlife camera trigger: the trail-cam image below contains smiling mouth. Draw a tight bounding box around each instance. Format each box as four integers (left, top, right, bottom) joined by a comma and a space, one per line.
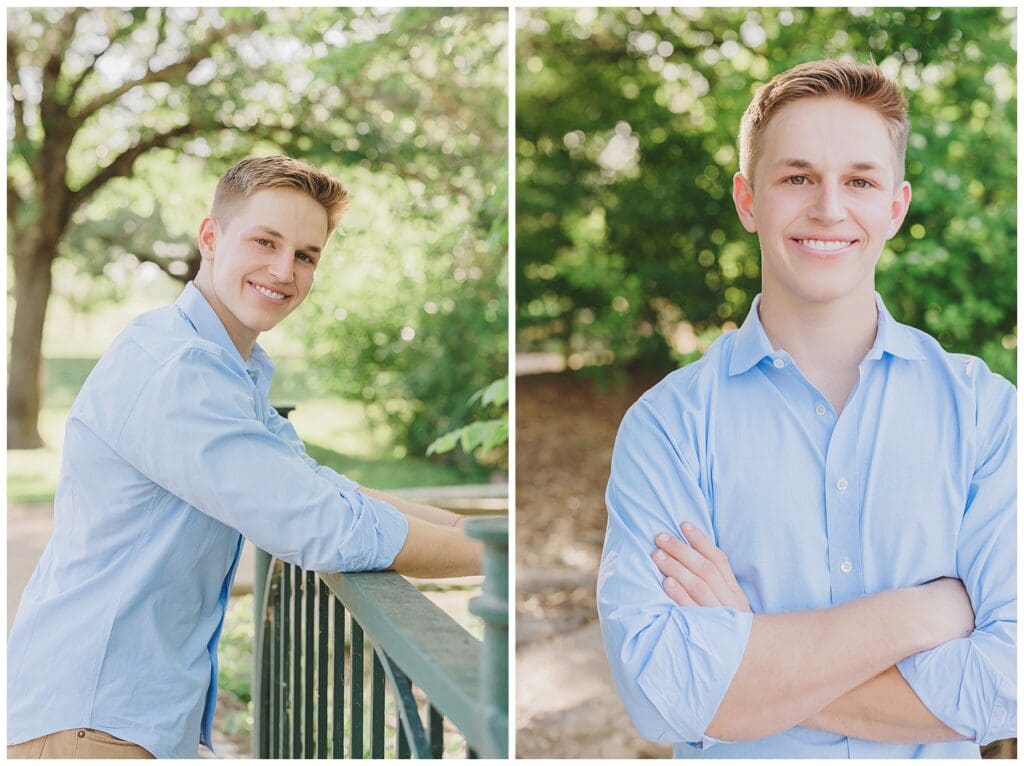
793, 238, 857, 253
248, 280, 291, 301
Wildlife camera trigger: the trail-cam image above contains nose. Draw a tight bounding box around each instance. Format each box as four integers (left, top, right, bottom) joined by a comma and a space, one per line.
267, 249, 295, 282
809, 180, 846, 225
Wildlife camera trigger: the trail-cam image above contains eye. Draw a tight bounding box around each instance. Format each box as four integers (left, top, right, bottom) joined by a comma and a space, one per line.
784, 175, 809, 186
255, 238, 273, 247
850, 178, 874, 189
297, 252, 315, 264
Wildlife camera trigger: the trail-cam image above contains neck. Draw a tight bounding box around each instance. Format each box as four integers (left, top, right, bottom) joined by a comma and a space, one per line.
193, 274, 257, 362
757, 287, 878, 374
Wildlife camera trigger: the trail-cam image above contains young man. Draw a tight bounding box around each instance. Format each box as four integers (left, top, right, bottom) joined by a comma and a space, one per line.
8, 156, 483, 758
598, 60, 1015, 757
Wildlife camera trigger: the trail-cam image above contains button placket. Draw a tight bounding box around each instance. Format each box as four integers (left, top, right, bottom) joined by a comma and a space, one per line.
823, 407, 865, 603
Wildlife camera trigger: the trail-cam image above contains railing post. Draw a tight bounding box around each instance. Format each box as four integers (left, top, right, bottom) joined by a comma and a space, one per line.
252, 547, 271, 757
253, 404, 294, 757
464, 517, 508, 758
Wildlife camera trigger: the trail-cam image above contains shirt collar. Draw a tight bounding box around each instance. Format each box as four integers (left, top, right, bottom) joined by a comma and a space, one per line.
728, 294, 775, 376
866, 292, 926, 362
175, 281, 273, 372
728, 292, 924, 376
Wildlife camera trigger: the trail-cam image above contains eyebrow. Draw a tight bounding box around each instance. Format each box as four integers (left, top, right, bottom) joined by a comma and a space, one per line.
775, 158, 884, 173
251, 226, 322, 254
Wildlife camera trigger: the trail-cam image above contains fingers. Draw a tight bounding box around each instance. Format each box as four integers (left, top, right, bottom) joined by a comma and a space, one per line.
653, 524, 752, 612
652, 537, 723, 607
662, 576, 698, 606
680, 522, 744, 592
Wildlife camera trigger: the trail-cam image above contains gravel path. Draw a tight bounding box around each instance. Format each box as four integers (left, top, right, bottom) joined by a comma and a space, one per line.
515, 371, 669, 758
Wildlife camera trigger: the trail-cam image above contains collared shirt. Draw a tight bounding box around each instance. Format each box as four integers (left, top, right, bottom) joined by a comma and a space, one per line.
598, 293, 1016, 758
8, 282, 409, 758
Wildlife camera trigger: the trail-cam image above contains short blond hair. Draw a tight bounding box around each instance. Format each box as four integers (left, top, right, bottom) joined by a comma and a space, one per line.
212, 156, 349, 236
739, 59, 910, 185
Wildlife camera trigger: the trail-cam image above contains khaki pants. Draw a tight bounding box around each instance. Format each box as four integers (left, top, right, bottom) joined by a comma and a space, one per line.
8, 728, 155, 759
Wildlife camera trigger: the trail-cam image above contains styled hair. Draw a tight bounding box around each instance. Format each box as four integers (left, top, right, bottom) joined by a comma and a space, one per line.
211, 155, 349, 236
738, 59, 910, 185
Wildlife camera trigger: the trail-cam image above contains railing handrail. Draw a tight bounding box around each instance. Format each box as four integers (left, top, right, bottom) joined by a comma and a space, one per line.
315, 569, 486, 750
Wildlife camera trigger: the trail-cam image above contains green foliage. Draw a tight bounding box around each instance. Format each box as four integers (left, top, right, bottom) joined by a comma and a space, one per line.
427, 376, 509, 459
517, 7, 1016, 381
10, 7, 509, 465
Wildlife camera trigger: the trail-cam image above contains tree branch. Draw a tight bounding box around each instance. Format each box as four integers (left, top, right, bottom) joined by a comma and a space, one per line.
71, 20, 238, 123
132, 248, 200, 283
67, 8, 152, 104
69, 121, 199, 214
39, 9, 85, 107
6, 34, 30, 161
8, 179, 24, 226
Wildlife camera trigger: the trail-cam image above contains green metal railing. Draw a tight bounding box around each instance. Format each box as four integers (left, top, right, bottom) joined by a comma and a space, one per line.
252, 517, 508, 759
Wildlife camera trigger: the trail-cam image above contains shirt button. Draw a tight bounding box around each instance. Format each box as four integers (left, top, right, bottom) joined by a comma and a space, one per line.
773, 358, 785, 368
840, 559, 853, 574
815, 404, 827, 416
836, 478, 848, 492
78, 730, 86, 738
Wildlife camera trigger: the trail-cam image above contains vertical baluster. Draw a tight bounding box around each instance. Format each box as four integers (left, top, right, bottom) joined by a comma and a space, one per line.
253, 548, 271, 759
281, 563, 291, 758
371, 650, 385, 758
428, 705, 444, 758
305, 571, 315, 757
269, 588, 280, 758
350, 621, 364, 758
396, 705, 410, 759
332, 600, 345, 757
317, 579, 329, 758
292, 566, 303, 757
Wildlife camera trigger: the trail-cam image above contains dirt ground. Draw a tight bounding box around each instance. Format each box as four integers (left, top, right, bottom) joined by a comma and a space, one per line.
515, 370, 670, 758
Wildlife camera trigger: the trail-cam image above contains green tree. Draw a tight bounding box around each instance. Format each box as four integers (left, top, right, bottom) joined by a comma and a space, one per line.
516, 7, 1016, 381
8, 7, 508, 452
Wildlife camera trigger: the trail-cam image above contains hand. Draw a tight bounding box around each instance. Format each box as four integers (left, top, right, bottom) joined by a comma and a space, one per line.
652, 522, 751, 612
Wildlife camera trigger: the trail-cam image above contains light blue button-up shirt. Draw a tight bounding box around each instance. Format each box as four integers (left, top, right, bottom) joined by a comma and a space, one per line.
8, 282, 409, 758
598, 294, 1016, 758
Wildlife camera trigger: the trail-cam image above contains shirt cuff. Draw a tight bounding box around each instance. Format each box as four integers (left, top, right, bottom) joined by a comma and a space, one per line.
335, 491, 409, 571
896, 641, 1010, 745
680, 731, 735, 752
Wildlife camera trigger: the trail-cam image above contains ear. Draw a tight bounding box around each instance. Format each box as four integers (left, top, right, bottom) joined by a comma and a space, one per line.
198, 216, 217, 261
886, 181, 912, 239
732, 172, 757, 233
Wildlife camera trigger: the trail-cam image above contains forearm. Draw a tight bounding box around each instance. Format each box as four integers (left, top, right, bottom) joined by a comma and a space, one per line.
388, 515, 482, 578
802, 666, 966, 743
360, 487, 464, 527
707, 586, 957, 741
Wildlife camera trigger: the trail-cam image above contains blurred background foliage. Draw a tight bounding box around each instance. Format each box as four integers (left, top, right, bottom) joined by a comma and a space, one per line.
516, 7, 1016, 382
8, 6, 507, 470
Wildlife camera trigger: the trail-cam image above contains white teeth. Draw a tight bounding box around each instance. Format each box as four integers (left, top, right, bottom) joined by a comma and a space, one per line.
252, 283, 285, 300
798, 239, 852, 252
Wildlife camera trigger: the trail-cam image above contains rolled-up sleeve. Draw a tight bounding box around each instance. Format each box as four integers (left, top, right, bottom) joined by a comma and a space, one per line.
897, 370, 1016, 744
116, 347, 409, 572
598, 398, 752, 749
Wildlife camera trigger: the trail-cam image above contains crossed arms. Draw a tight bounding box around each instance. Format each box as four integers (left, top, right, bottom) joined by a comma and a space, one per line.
597, 395, 1016, 749
652, 524, 971, 743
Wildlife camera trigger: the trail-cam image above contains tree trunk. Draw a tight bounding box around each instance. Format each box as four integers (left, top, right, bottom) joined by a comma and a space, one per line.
7, 234, 57, 449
